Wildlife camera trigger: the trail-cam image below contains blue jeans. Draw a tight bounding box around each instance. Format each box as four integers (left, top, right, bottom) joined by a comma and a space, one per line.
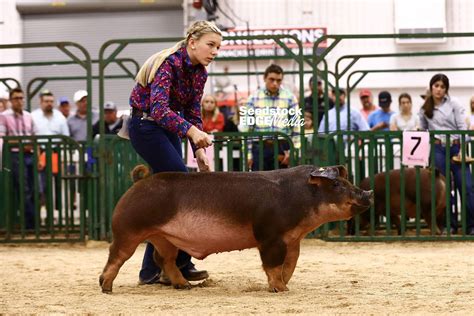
251, 140, 289, 171
434, 144, 474, 230
128, 116, 193, 282
11, 152, 35, 229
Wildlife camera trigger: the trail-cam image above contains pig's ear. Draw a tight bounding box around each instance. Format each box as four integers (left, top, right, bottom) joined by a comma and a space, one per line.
309, 167, 339, 184
334, 165, 348, 179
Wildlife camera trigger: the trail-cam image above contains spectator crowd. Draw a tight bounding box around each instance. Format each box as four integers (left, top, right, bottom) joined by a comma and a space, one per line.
1, 67, 474, 235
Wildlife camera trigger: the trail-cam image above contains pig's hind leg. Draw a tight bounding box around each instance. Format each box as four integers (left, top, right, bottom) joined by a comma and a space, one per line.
100, 236, 142, 293
148, 235, 191, 290
258, 238, 289, 292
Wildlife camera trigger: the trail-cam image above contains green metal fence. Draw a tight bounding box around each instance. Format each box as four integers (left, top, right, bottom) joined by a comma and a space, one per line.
2, 33, 474, 242
1, 135, 87, 242
317, 130, 474, 241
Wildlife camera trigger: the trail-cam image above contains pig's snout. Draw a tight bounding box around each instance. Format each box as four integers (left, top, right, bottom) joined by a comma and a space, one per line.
350, 189, 373, 215
364, 190, 374, 205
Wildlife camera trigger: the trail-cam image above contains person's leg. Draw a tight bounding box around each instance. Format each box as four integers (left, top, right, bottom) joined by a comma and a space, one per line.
11, 153, 21, 228
38, 170, 46, 206
15, 153, 35, 229
450, 145, 474, 232
129, 118, 206, 283
251, 143, 260, 171
264, 144, 274, 171
10, 153, 35, 229
130, 119, 185, 283
24, 154, 36, 229
434, 144, 455, 232
278, 140, 290, 169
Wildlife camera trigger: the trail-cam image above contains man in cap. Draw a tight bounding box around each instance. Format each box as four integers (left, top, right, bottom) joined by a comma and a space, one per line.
92, 101, 123, 137
304, 76, 334, 128
318, 88, 369, 133
359, 89, 377, 122
67, 90, 98, 142
368, 91, 394, 131
58, 97, 71, 118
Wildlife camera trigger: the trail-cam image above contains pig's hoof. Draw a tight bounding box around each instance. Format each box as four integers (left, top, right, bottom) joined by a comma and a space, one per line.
173, 282, 192, 290
99, 275, 112, 293
269, 285, 289, 293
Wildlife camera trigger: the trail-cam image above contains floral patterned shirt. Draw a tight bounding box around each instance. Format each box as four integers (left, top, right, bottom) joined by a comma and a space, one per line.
129, 46, 207, 138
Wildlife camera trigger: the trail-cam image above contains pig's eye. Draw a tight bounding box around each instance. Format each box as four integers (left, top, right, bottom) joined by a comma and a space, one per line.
333, 181, 340, 187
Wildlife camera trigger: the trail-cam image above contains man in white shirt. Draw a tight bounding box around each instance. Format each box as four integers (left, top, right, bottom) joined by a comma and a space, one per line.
31, 90, 70, 137
31, 89, 70, 209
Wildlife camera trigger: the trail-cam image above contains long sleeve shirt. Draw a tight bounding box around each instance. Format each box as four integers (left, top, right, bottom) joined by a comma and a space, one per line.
129, 46, 207, 138
203, 112, 225, 133
318, 104, 369, 133
419, 96, 467, 143
2, 109, 35, 137
1, 109, 36, 152
240, 87, 301, 148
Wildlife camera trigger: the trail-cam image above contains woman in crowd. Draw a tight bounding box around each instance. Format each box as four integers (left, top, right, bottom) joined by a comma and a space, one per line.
201, 94, 225, 133
389, 93, 419, 131
128, 20, 222, 284
419, 73, 474, 235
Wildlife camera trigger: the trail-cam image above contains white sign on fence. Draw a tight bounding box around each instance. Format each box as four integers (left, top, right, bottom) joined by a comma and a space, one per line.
402, 131, 430, 167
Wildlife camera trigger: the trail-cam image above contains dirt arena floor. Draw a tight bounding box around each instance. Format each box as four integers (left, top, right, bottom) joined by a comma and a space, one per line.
1, 239, 473, 315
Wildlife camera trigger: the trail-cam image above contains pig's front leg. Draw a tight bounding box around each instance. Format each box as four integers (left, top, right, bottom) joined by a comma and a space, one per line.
258, 238, 289, 292
282, 242, 300, 285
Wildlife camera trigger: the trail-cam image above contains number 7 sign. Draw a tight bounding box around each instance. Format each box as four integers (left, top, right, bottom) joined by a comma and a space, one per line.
402, 131, 430, 167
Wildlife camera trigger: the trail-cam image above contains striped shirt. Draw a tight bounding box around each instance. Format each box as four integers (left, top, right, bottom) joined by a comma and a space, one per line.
129, 46, 207, 138
1, 109, 35, 153
242, 87, 300, 135
0, 114, 6, 137
2, 109, 35, 136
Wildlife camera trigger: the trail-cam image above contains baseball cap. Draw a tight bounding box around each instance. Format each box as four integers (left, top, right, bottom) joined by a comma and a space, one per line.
40, 89, 53, 97
359, 89, 372, 98
104, 101, 117, 111
378, 91, 392, 107
58, 97, 69, 105
73, 90, 88, 103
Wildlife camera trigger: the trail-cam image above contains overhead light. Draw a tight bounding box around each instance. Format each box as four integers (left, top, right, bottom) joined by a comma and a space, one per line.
51, 0, 66, 7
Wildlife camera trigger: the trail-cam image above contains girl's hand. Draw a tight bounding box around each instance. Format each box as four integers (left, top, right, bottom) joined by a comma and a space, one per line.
187, 126, 212, 148
195, 148, 210, 172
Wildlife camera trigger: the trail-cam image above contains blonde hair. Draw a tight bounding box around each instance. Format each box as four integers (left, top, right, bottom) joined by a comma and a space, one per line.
201, 95, 220, 122
136, 20, 222, 86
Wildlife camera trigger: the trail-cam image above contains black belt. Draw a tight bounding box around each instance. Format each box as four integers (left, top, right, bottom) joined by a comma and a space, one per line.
131, 107, 154, 121
131, 107, 149, 117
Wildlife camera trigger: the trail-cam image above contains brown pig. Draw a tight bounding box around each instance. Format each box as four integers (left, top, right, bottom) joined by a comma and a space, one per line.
100, 165, 373, 293
348, 168, 446, 235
